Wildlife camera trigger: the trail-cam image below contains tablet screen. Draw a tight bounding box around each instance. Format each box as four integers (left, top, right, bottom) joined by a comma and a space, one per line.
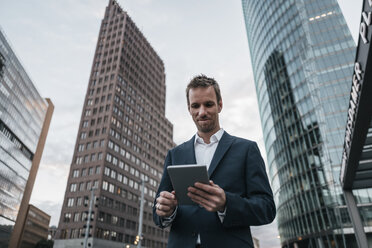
167, 164, 209, 205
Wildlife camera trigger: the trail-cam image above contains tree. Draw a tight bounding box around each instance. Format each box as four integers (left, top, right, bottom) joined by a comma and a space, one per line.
34, 239, 54, 248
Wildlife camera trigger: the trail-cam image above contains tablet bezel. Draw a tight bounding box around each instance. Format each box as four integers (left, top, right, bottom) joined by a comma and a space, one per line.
167, 164, 209, 205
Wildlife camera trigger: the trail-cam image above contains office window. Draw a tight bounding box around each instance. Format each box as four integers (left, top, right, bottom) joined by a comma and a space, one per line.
64, 213, 72, 223
79, 182, 85, 191
67, 198, 74, 207
102, 181, 108, 191
74, 213, 80, 222
70, 184, 77, 192
87, 181, 92, 190
93, 180, 99, 189
111, 170, 116, 179
78, 144, 84, 152
109, 183, 115, 193
82, 121, 89, 128
104, 167, 110, 176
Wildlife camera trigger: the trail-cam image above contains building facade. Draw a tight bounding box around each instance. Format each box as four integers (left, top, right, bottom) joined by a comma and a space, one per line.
242, 0, 371, 247
55, 1, 174, 247
18, 204, 51, 248
340, 0, 372, 247
0, 28, 53, 248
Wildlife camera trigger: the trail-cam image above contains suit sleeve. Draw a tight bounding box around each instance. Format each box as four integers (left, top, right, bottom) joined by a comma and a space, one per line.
153, 150, 174, 228
222, 142, 276, 228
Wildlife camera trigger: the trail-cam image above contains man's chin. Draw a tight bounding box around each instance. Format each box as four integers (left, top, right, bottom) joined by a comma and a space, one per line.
198, 126, 214, 134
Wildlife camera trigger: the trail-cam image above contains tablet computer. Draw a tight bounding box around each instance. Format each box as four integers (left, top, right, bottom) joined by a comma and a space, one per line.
167, 164, 209, 205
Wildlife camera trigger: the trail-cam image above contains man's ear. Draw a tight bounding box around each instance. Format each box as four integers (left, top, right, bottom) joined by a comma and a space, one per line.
218, 100, 223, 113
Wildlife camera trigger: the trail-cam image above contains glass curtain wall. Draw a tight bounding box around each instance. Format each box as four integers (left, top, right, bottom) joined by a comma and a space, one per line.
0, 28, 48, 247
241, 0, 370, 247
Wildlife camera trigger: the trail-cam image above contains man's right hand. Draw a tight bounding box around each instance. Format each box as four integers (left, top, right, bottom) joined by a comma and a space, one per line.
155, 191, 178, 217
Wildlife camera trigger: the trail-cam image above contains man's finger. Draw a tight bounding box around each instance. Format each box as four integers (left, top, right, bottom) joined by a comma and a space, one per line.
160, 191, 176, 199
157, 204, 173, 212
188, 192, 214, 208
194, 182, 220, 195
157, 196, 175, 206
188, 186, 214, 201
156, 209, 173, 217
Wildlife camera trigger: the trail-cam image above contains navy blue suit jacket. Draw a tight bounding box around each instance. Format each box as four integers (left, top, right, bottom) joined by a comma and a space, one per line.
153, 132, 276, 248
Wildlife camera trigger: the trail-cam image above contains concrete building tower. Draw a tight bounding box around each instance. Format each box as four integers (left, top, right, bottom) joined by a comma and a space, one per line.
55, 1, 174, 247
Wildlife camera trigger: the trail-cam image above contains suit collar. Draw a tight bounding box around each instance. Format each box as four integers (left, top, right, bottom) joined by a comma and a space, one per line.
208, 132, 234, 177
194, 128, 224, 145
184, 132, 234, 176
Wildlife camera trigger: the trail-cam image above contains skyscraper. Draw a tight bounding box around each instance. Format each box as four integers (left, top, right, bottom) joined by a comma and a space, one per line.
242, 0, 371, 247
55, 1, 174, 247
0, 27, 53, 248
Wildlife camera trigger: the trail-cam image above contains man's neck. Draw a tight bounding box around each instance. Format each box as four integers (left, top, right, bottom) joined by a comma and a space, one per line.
197, 128, 220, 144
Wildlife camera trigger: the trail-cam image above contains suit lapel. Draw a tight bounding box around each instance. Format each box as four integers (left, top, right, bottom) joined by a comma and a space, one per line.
179, 136, 199, 215
183, 135, 197, 164
208, 132, 234, 177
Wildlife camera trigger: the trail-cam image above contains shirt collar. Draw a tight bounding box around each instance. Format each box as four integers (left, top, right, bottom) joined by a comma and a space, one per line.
194, 128, 224, 145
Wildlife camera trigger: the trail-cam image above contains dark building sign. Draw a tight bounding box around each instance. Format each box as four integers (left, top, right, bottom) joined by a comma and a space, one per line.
342, 62, 363, 173
341, 0, 372, 188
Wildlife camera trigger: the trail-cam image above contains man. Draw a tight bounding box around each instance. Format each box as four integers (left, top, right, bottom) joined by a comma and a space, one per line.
153, 75, 276, 248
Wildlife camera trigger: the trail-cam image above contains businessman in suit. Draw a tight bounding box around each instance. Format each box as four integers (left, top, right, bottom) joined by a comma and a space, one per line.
153, 75, 276, 248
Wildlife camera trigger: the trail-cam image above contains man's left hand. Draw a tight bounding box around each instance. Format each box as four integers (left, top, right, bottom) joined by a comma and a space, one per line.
187, 180, 226, 212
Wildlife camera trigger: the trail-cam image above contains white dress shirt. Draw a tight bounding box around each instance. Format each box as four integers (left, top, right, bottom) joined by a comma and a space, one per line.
194, 128, 224, 170
194, 128, 225, 244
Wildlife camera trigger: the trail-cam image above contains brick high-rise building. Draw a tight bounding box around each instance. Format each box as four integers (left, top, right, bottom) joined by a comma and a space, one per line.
55, 1, 174, 247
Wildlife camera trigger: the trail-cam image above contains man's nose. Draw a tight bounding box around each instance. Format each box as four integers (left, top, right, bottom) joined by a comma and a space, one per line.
198, 106, 207, 116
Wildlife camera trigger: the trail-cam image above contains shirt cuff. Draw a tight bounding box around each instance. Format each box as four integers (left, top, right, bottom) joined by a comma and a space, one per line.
217, 207, 226, 223
160, 206, 178, 227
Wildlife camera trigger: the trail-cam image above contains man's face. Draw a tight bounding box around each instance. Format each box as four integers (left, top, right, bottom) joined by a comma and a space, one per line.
188, 86, 222, 135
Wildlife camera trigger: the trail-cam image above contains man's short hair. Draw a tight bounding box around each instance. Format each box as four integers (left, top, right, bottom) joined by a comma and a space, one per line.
186, 75, 222, 106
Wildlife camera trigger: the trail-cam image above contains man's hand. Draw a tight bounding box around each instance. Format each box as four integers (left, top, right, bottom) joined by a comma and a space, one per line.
187, 180, 226, 212
155, 191, 178, 217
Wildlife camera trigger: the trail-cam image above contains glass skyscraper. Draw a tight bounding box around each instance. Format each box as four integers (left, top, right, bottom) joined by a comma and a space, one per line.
0, 27, 52, 247
242, 0, 372, 247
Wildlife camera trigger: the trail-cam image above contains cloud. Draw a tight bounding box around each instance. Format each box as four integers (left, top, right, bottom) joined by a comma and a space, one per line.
31, 160, 69, 218
32, 200, 63, 226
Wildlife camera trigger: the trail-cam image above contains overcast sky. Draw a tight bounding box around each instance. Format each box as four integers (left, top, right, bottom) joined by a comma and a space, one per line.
0, 0, 363, 247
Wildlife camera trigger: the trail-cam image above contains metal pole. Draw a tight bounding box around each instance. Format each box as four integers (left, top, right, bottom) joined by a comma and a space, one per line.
137, 180, 145, 248
84, 188, 95, 248
343, 189, 368, 248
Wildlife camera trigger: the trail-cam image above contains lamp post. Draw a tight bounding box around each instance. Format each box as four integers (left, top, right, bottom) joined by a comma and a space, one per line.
136, 179, 146, 248
83, 187, 95, 248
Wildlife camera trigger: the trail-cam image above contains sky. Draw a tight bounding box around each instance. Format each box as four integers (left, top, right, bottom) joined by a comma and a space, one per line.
0, 0, 363, 247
